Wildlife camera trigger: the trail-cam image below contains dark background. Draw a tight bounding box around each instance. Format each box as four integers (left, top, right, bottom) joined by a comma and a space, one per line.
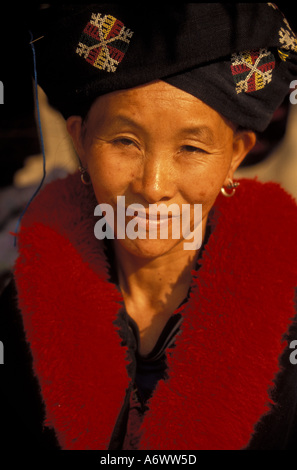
0, 3, 297, 189
0, 5, 41, 187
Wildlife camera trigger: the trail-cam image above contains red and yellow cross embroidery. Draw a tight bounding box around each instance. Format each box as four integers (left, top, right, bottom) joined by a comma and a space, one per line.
76, 13, 134, 72
230, 48, 275, 94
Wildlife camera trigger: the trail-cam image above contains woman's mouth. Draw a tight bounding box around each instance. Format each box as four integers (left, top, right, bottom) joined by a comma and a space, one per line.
125, 206, 181, 232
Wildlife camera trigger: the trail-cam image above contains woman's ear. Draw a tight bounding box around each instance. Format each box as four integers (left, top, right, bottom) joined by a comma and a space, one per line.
227, 129, 257, 182
66, 116, 86, 166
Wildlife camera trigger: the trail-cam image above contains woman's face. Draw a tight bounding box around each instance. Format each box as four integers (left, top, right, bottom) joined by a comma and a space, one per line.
67, 80, 255, 259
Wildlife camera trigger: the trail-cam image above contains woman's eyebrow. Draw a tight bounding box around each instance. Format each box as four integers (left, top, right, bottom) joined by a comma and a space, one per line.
178, 126, 215, 144
108, 115, 144, 130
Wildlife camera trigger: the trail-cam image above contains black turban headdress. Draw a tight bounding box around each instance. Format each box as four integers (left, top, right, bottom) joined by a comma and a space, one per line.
31, 3, 297, 131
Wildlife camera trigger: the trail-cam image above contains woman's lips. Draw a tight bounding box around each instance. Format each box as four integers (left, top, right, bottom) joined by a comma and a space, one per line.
126, 205, 180, 218
126, 209, 179, 230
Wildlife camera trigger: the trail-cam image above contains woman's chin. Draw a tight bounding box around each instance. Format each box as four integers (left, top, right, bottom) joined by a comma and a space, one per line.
112, 236, 186, 260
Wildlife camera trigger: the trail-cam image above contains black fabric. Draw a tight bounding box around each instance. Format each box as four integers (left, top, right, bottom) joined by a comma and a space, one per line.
30, 4, 297, 131
107, 308, 183, 450
130, 313, 183, 404
0, 275, 60, 450
164, 52, 292, 133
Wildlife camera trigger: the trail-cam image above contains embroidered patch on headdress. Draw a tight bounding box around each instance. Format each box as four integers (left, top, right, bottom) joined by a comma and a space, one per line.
231, 48, 275, 94
278, 18, 297, 55
76, 13, 134, 72
267, 3, 278, 11
267, 4, 297, 61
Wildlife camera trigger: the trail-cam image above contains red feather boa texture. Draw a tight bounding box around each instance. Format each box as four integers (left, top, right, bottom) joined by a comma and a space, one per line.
14, 173, 297, 450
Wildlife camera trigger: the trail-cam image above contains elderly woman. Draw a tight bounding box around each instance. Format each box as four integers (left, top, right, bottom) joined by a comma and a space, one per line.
1, 4, 297, 450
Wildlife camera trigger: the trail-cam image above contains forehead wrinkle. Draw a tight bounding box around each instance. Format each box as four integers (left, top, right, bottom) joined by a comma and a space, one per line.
104, 113, 216, 133
108, 114, 144, 129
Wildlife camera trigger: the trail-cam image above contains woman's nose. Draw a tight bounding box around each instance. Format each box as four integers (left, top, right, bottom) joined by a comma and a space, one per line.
130, 152, 176, 203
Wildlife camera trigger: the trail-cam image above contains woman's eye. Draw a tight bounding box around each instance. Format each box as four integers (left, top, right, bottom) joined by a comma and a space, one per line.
181, 145, 206, 154
112, 138, 136, 147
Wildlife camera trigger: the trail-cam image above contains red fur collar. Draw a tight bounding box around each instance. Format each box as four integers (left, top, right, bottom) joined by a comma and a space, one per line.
14, 173, 297, 450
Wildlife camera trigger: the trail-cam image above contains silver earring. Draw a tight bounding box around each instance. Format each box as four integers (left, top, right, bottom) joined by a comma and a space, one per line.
221, 178, 240, 197
79, 166, 92, 186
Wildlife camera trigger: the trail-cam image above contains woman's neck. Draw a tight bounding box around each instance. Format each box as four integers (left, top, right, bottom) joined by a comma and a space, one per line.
116, 243, 197, 304
112, 239, 201, 355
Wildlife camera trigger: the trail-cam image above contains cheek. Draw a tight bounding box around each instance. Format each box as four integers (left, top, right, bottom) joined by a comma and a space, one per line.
181, 170, 225, 206
87, 151, 135, 202
183, 151, 233, 203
